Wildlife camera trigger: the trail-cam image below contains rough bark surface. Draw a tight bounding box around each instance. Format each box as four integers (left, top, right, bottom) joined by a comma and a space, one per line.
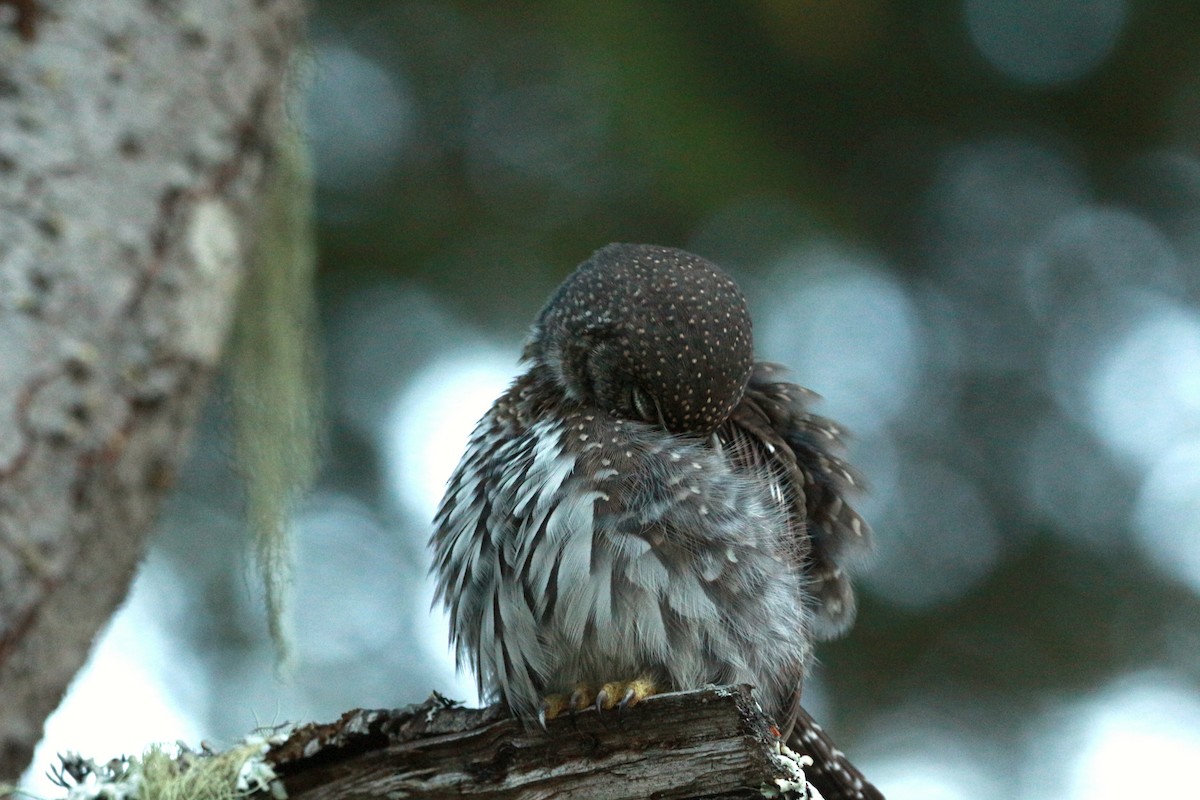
0, 0, 305, 780
270, 686, 812, 800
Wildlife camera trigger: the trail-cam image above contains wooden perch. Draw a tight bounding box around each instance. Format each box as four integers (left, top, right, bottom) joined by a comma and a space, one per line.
269, 685, 812, 799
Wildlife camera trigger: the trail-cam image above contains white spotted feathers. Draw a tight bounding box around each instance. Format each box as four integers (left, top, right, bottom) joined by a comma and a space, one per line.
526, 243, 754, 434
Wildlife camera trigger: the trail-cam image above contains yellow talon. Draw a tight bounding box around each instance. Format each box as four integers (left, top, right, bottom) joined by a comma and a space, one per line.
569, 683, 595, 711
541, 693, 569, 721
598, 676, 657, 711
624, 676, 657, 709
541, 676, 657, 721
596, 681, 620, 710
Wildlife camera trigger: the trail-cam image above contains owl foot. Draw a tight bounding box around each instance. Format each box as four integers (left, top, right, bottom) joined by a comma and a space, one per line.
595, 676, 657, 714
538, 676, 657, 728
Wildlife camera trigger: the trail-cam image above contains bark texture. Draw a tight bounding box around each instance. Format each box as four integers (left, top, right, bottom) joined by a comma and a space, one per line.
271, 686, 814, 800
0, 0, 305, 780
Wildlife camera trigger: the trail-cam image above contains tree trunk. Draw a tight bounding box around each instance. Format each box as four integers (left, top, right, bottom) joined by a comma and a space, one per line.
0, 0, 306, 780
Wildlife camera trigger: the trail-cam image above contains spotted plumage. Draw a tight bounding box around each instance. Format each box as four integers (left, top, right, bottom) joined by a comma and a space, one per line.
530, 244, 754, 433
431, 243, 879, 799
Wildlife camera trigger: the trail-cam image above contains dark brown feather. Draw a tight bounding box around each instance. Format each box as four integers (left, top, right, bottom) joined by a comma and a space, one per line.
790, 705, 886, 800
725, 362, 872, 640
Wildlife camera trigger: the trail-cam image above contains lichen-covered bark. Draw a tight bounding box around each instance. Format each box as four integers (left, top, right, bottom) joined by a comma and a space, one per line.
271, 687, 810, 800
0, 0, 305, 780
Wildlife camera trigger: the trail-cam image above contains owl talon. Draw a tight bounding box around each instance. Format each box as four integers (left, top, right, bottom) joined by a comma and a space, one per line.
594, 686, 611, 714
599, 677, 656, 714
568, 685, 593, 714
541, 677, 656, 726
616, 686, 637, 714
592, 690, 617, 728
541, 694, 569, 722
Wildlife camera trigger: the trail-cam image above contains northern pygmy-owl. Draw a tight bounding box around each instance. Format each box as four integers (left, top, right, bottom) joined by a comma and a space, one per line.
432, 244, 880, 799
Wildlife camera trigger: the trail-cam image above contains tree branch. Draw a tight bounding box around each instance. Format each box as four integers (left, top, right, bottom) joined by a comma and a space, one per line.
270, 685, 813, 800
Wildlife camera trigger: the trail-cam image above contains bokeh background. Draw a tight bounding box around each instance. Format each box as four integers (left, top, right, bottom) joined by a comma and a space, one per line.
26, 2, 1200, 798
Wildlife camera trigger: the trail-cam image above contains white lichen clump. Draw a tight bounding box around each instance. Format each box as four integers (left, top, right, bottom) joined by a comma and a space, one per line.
58, 754, 139, 800
760, 741, 821, 800
41, 733, 287, 800
234, 735, 287, 800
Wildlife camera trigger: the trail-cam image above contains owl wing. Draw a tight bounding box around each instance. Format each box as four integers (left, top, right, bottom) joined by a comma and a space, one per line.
722, 362, 872, 640
789, 704, 886, 800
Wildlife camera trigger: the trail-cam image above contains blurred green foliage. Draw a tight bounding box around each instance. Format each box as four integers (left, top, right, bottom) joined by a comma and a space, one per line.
314, 0, 1200, 301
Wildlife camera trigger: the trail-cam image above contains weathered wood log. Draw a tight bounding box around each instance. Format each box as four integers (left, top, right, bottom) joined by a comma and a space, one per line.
271, 686, 813, 799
